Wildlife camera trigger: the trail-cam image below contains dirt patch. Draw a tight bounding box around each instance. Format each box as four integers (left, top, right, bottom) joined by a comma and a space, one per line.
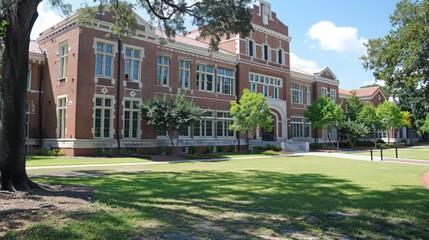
0, 184, 94, 237
421, 171, 429, 189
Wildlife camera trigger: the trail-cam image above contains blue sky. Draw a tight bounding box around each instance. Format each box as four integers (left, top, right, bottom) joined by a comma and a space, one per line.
31, 0, 401, 90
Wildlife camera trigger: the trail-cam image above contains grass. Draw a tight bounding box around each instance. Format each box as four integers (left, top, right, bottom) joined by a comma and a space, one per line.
26, 156, 150, 167
346, 145, 429, 160
7, 156, 429, 239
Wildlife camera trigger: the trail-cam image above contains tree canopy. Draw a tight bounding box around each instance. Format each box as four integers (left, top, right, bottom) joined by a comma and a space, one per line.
141, 93, 204, 151
345, 91, 364, 121
361, 0, 429, 96
230, 89, 272, 153
376, 101, 411, 143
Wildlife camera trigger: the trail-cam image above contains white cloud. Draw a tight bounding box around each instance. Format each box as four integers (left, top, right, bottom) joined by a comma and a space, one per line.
361, 79, 385, 87
31, 3, 63, 40
290, 53, 321, 74
307, 20, 367, 53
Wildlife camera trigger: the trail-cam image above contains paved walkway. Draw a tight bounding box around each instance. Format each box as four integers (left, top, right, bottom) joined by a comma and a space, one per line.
294, 152, 429, 166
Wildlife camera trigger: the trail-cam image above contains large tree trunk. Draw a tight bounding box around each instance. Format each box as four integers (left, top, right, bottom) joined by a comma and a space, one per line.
0, 0, 41, 191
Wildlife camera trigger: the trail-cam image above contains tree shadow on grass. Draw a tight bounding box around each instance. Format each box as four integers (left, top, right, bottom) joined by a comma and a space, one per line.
7, 170, 429, 239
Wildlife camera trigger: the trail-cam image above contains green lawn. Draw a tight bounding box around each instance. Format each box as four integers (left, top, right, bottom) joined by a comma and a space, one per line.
7, 156, 429, 239
346, 145, 429, 160
26, 156, 150, 167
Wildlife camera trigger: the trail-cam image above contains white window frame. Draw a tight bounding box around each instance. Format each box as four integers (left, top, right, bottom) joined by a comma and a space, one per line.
291, 117, 311, 139
57, 96, 67, 138
291, 83, 303, 104
263, 44, 271, 61
59, 40, 68, 80
330, 89, 337, 101
93, 95, 114, 139
27, 65, 32, 91
196, 64, 215, 92
94, 38, 116, 79
273, 87, 279, 99
123, 44, 144, 82
321, 87, 328, 97
216, 112, 235, 138
179, 59, 191, 89
250, 83, 257, 92
249, 73, 282, 98
157, 55, 170, 87
194, 111, 214, 138
25, 103, 31, 139
123, 98, 141, 139
277, 48, 284, 65
246, 39, 256, 57
263, 85, 269, 97
216, 68, 235, 95
306, 86, 311, 105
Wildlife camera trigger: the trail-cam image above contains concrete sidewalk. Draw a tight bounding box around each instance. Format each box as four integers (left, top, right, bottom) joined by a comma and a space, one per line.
294, 152, 429, 166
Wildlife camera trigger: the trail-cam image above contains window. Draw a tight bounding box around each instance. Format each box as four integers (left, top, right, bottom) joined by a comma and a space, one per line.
179, 127, 190, 137
125, 47, 142, 82
246, 39, 255, 57
249, 73, 282, 98
291, 83, 303, 104
273, 87, 279, 99
277, 48, 284, 64
305, 86, 311, 104
194, 112, 214, 137
124, 100, 140, 138
57, 97, 67, 138
330, 89, 337, 101
216, 112, 234, 137
27, 67, 32, 91
216, 68, 235, 95
375, 131, 387, 139
263, 85, 269, 97
157, 55, 170, 86
94, 97, 113, 138
59, 42, 68, 80
25, 103, 30, 138
196, 64, 214, 92
179, 59, 191, 89
321, 87, 328, 97
95, 42, 114, 78
250, 83, 257, 92
156, 126, 167, 136
291, 117, 311, 138
263, 44, 270, 61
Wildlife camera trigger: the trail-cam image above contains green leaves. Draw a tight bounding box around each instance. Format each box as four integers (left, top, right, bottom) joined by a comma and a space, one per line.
229, 89, 273, 136
304, 96, 343, 130
361, 0, 429, 96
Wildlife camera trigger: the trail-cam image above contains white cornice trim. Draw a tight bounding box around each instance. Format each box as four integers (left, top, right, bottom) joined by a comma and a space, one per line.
251, 23, 291, 42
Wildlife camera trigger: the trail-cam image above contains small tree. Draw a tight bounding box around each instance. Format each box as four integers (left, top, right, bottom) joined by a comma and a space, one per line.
343, 119, 370, 148
358, 104, 381, 147
420, 113, 429, 137
376, 101, 410, 143
141, 93, 204, 153
345, 91, 364, 121
305, 97, 343, 147
229, 89, 272, 153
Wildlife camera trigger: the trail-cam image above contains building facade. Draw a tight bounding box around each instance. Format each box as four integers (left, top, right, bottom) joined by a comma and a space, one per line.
25, 1, 341, 155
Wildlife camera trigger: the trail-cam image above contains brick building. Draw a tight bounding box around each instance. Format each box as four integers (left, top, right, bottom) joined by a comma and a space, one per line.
25, 0, 341, 155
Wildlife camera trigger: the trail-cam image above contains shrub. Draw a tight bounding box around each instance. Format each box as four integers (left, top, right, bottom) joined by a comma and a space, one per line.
182, 153, 215, 159
376, 143, 386, 148
162, 146, 172, 155
227, 145, 235, 152
203, 147, 213, 154
376, 139, 385, 144
217, 146, 224, 152
265, 144, 282, 152
34, 148, 65, 157
339, 142, 351, 148
188, 146, 197, 154
310, 143, 324, 149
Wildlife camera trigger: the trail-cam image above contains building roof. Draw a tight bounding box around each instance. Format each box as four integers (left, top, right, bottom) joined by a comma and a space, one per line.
339, 88, 352, 96
155, 30, 233, 55
340, 86, 383, 98
352, 86, 381, 98
29, 40, 43, 55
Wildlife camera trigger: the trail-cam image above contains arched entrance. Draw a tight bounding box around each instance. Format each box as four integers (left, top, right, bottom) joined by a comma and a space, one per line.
262, 112, 278, 141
